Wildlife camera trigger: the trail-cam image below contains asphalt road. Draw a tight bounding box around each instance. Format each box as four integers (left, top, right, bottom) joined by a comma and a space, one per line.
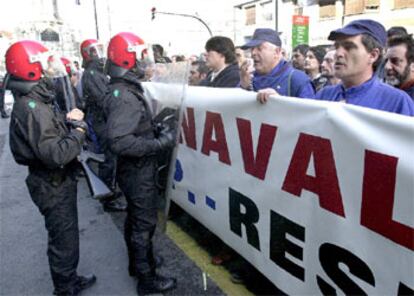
0, 116, 227, 296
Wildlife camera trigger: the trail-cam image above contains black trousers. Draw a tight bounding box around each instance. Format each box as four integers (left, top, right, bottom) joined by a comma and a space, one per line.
0, 89, 6, 113
117, 157, 158, 277
26, 171, 79, 294
98, 148, 117, 191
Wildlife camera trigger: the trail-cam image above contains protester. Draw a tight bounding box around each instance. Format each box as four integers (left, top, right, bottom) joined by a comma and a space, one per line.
142, 62, 155, 82
201, 36, 240, 87
104, 32, 177, 295
188, 54, 199, 62
57, 57, 84, 111
240, 28, 315, 103
197, 36, 241, 267
281, 47, 288, 59
321, 49, 341, 86
172, 54, 186, 62
72, 60, 84, 98
387, 26, 408, 40
152, 44, 171, 63
6, 40, 96, 296
235, 46, 247, 67
313, 19, 414, 116
291, 44, 309, 70
304, 45, 328, 91
384, 34, 414, 99
80, 38, 126, 212
189, 60, 209, 85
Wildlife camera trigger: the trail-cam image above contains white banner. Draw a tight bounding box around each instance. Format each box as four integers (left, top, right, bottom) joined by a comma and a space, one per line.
146, 84, 414, 295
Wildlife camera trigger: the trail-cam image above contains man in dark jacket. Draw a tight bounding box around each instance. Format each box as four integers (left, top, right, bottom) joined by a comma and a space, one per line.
200, 36, 240, 87
80, 39, 126, 212
6, 40, 96, 296
104, 32, 177, 295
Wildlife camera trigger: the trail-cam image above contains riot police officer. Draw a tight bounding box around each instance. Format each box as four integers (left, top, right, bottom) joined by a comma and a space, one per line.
6, 40, 96, 295
104, 32, 177, 295
80, 38, 126, 211
0, 74, 9, 118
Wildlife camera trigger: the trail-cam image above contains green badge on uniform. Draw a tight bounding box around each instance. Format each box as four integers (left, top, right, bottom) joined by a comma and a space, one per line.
90, 70, 94, 75
113, 89, 120, 97
28, 100, 36, 109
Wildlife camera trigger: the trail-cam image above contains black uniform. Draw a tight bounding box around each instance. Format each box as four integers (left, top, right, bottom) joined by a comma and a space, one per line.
0, 82, 9, 118
82, 59, 109, 140
9, 79, 86, 295
103, 72, 166, 280
82, 59, 120, 203
200, 63, 240, 88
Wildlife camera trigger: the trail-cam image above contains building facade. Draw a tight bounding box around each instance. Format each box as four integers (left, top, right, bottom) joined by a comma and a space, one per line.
233, 0, 414, 52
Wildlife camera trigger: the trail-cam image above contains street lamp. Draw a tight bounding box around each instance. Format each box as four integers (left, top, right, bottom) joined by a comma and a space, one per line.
150, 7, 213, 37
93, 0, 99, 39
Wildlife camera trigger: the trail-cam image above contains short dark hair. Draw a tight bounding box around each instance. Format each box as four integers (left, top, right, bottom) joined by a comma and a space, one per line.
293, 44, 309, 56
361, 33, 383, 71
152, 44, 164, 56
191, 60, 209, 75
205, 36, 237, 64
306, 45, 326, 65
174, 55, 186, 62
387, 26, 408, 39
388, 34, 414, 64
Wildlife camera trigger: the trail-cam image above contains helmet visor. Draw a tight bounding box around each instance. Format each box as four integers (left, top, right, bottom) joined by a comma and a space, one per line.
85, 43, 105, 59
128, 43, 155, 64
30, 52, 67, 78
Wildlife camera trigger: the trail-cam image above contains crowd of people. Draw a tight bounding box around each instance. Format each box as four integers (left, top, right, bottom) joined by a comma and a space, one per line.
1, 18, 413, 296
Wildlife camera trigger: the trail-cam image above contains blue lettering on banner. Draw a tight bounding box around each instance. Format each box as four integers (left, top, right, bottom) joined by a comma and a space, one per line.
174, 159, 183, 182
206, 196, 216, 210
188, 191, 196, 204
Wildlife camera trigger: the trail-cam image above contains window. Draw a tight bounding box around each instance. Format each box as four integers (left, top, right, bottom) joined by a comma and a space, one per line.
344, 0, 380, 15
394, 0, 414, 9
245, 5, 256, 25
365, 0, 380, 10
319, 0, 336, 18
345, 0, 365, 14
320, 5, 336, 18
261, 1, 273, 21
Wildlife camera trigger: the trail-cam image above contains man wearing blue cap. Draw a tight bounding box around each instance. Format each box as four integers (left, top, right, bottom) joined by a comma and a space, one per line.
240, 28, 315, 102
313, 19, 414, 116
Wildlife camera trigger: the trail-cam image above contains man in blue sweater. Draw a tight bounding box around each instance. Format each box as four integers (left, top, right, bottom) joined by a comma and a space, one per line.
314, 19, 414, 116
239, 28, 315, 102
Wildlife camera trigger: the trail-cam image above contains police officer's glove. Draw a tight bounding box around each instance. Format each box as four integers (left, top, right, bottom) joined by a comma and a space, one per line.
67, 120, 88, 133
154, 122, 164, 137
156, 128, 176, 151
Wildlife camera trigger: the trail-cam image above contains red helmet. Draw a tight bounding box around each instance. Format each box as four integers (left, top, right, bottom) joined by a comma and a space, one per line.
60, 57, 73, 75
80, 39, 104, 61
5, 40, 49, 81
107, 32, 147, 69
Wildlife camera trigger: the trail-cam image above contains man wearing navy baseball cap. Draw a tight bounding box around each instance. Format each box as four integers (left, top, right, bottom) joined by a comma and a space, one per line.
239, 28, 315, 102
312, 19, 414, 116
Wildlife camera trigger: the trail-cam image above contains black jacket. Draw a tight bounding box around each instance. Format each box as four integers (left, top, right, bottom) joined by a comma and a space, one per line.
81, 59, 109, 136
82, 59, 109, 111
103, 72, 160, 160
9, 80, 85, 169
200, 63, 240, 88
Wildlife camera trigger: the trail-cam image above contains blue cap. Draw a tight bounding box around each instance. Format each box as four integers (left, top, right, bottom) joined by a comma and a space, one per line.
241, 28, 281, 49
328, 19, 387, 47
